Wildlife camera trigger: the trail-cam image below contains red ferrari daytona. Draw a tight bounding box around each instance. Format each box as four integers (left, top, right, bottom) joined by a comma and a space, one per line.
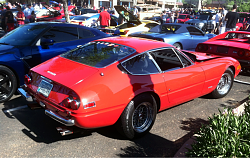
19, 37, 241, 139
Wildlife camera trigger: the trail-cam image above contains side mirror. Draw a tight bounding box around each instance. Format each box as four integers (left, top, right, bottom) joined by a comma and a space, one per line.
41, 39, 55, 49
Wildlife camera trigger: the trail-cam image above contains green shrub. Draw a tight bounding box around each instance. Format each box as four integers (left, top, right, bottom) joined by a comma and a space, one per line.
186, 99, 250, 157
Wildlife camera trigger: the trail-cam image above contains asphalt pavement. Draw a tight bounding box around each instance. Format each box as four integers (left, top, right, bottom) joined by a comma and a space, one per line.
0, 72, 249, 157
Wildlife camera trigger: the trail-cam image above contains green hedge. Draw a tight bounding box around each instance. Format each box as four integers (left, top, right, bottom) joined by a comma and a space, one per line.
186, 98, 250, 157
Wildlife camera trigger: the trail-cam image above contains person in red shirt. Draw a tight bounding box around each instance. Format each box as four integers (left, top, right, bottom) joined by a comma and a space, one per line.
15, 5, 25, 26
98, 6, 110, 28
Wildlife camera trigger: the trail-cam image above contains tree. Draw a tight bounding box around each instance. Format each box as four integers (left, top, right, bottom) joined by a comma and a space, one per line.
62, 0, 70, 23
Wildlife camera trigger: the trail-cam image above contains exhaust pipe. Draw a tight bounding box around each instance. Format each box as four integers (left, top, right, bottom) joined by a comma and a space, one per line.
56, 126, 73, 136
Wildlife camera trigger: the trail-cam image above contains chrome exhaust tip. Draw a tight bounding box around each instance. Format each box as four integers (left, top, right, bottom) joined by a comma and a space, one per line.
56, 126, 73, 136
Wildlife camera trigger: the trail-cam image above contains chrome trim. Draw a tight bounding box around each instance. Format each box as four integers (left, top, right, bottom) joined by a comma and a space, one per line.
18, 88, 33, 102
45, 110, 75, 126
40, 76, 52, 83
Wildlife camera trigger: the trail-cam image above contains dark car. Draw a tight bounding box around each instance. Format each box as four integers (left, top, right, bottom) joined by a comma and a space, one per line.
185, 12, 215, 32
0, 22, 110, 102
80, 8, 98, 14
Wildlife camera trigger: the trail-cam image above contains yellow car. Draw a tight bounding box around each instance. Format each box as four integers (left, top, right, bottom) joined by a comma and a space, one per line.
101, 6, 159, 37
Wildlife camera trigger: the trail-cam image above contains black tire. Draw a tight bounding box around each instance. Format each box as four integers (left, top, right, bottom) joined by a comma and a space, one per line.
116, 94, 157, 139
210, 68, 234, 98
173, 42, 182, 50
0, 65, 17, 102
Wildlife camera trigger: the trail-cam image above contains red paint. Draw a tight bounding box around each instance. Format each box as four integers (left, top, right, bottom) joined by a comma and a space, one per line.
26, 37, 241, 129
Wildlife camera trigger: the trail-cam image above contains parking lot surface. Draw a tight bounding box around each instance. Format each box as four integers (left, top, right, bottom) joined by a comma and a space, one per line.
0, 72, 249, 157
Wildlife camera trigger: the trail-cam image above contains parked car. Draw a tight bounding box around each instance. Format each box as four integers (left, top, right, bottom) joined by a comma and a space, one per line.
128, 23, 216, 50
195, 31, 250, 71
238, 12, 250, 30
0, 22, 110, 102
100, 6, 159, 36
177, 14, 190, 23
185, 13, 215, 32
70, 13, 118, 28
19, 37, 241, 139
80, 8, 98, 14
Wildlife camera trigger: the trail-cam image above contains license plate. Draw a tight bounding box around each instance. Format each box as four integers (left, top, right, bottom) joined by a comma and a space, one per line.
37, 80, 53, 98
216, 46, 229, 54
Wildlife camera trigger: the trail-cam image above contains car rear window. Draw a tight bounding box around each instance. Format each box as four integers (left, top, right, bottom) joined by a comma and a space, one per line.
61, 41, 136, 67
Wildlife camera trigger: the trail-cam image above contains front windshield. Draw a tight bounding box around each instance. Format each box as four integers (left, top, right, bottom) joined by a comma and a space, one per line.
0, 24, 48, 46
61, 41, 136, 67
178, 15, 186, 19
239, 17, 244, 23
199, 15, 209, 20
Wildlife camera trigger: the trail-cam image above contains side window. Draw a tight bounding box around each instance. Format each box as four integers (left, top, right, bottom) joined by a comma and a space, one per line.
145, 23, 159, 29
150, 48, 183, 72
78, 28, 95, 39
187, 26, 204, 36
174, 49, 192, 67
121, 53, 159, 75
41, 27, 78, 43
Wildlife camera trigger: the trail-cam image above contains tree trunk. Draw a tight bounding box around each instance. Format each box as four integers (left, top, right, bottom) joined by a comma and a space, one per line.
62, 0, 70, 23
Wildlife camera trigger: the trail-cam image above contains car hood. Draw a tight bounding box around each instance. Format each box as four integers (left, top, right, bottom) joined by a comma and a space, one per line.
185, 19, 206, 23
0, 44, 16, 53
31, 56, 99, 88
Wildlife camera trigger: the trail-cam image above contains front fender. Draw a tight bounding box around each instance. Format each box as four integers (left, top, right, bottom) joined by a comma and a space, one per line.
0, 53, 26, 86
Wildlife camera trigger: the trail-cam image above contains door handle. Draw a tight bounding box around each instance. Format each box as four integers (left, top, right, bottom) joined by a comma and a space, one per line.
20, 56, 32, 60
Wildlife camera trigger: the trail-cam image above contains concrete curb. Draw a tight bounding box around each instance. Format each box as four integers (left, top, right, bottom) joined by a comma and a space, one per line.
174, 100, 249, 157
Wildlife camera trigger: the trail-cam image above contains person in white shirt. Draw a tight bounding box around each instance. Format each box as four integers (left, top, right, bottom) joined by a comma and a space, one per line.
214, 10, 221, 34
23, 4, 34, 23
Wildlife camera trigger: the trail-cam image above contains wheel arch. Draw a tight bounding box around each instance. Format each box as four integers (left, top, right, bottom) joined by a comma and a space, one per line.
228, 65, 235, 76
0, 64, 20, 87
173, 42, 183, 50
133, 91, 161, 112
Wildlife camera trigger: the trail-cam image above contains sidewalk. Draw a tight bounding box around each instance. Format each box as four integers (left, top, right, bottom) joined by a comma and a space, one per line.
174, 99, 248, 157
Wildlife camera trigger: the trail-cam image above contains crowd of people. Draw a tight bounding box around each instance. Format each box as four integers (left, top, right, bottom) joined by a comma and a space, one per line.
1, 2, 250, 34
0, 2, 37, 33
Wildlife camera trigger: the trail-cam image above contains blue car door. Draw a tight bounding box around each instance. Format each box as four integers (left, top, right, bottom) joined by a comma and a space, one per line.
186, 26, 208, 49
26, 26, 99, 68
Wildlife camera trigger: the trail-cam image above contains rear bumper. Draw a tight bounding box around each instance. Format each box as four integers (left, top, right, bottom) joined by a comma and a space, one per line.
45, 109, 75, 126
18, 87, 33, 102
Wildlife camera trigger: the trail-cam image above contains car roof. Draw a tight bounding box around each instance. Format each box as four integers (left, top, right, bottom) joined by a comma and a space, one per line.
151, 23, 193, 34
28, 22, 99, 30
95, 37, 173, 53
80, 13, 99, 17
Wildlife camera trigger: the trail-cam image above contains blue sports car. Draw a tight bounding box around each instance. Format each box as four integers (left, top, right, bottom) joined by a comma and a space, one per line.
0, 22, 110, 102
128, 23, 216, 50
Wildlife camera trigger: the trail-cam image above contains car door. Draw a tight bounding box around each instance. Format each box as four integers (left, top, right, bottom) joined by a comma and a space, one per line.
149, 48, 205, 107
187, 26, 208, 49
26, 26, 98, 68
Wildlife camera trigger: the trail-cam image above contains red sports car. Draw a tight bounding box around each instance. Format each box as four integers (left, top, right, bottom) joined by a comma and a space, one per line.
176, 14, 190, 23
19, 37, 241, 139
195, 31, 250, 71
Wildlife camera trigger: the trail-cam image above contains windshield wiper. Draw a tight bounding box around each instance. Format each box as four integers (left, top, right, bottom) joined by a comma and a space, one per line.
0, 42, 9, 45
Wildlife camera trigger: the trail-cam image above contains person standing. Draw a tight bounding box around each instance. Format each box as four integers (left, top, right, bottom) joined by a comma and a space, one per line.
174, 10, 179, 23
5, 6, 15, 32
98, 6, 110, 28
133, 6, 138, 18
225, 4, 239, 32
160, 10, 167, 24
23, 4, 34, 23
214, 10, 221, 34
15, 5, 25, 26
0, 6, 6, 33
74, 6, 81, 15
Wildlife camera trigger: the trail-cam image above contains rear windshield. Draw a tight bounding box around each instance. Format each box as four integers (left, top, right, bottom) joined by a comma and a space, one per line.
149, 24, 181, 33
61, 41, 136, 67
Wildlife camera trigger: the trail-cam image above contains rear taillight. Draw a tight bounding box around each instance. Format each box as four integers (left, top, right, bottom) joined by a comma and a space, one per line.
62, 96, 80, 110
244, 51, 250, 57
238, 50, 245, 57
197, 44, 208, 51
24, 74, 32, 84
